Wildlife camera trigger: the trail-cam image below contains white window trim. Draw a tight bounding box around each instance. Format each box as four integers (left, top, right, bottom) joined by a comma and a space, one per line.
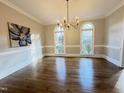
80, 22, 95, 56
54, 26, 66, 55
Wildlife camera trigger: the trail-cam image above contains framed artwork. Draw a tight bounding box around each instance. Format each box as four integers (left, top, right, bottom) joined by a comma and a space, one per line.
8, 23, 31, 47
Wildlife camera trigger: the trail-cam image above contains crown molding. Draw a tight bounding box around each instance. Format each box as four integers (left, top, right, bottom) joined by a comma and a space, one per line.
105, 0, 124, 17
0, 0, 123, 25
0, 0, 43, 25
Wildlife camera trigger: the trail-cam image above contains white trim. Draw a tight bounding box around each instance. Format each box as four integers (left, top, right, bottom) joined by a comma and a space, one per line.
43, 45, 54, 48
54, 26, 66, 54
66, 45, 80, 47
94, 45, 121, 50
43, 45, 81, 48
43, 53, 104, 58
80, 23, 95, 55
0, 0, 124, 25
94, 45, 105, 47
123, 15, 124, 67
43, 53, 123, 67
43, 45, 121, 50
0, 0, 43, 25
103, 55, 122, 67
104, 45, 121, 50
43, 45, 105, 48
120, 15, 124, 67
106, 0, 124, 17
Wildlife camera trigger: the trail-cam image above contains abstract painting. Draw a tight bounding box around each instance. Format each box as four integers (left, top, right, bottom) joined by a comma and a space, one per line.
8, 23, 31, 47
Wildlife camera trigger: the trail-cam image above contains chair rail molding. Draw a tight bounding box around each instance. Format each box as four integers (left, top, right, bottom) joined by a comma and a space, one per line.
104, 45, 121, 50
43, 45, 107, 48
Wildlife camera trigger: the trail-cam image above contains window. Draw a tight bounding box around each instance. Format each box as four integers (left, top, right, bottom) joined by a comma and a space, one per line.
55, 26, 65, 54
81, 23, 94, 55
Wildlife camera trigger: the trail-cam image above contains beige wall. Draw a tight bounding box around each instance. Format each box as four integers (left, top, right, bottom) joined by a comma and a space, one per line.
0, 2, 45, 50
44, 18, 105, 55
0, 2, 46, 79
105, 5, 124, 66
1, 1, 124, 67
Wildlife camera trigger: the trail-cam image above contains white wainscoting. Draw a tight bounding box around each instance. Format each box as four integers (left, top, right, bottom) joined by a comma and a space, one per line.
0, 45, 122, 80
103, 55, 122, 67
103, 45, 122, 67
0, 47, 32, 80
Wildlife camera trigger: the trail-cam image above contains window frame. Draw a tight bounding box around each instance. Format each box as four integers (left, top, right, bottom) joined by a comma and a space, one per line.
54, 26, 66, 55
80, 23, 95, 56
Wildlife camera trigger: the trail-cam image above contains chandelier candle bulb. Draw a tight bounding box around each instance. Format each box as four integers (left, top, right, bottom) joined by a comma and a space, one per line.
77, 23, 79, 26
76, 17, 79, 22
63, 17, 66, 24
60, 24, 63, 27
57, 20, 60, 26
77, 20, 79, 24
67, 24, 70, 29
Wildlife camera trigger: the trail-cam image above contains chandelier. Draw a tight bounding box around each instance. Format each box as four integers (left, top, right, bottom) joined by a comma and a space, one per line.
57, 0, 80, 30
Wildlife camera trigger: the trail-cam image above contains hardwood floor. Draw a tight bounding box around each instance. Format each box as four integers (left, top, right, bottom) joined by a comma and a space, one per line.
0, 57, 124, 93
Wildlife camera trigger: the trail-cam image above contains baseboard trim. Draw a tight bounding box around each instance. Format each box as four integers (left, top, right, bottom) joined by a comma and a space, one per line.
0, 61, 31, 80
103, 55, 122, 67
43, 53, 123, 68
43, 53, 104, 58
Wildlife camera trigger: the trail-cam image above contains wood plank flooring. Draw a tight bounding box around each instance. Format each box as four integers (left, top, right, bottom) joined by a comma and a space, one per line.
0, 57, 124, 93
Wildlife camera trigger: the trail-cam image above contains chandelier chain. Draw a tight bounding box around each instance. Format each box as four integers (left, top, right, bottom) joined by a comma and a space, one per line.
67, 0, 69, 23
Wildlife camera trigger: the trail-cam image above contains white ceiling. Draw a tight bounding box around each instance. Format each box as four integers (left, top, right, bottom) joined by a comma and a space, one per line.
6, 0, 123, 25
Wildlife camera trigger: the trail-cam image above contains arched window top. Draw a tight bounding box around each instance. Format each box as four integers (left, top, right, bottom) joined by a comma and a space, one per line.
82, 23, 94, 31
55, 26, 64, 33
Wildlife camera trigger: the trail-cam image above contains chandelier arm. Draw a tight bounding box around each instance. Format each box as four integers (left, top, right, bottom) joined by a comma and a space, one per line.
70, 24, 78, 30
